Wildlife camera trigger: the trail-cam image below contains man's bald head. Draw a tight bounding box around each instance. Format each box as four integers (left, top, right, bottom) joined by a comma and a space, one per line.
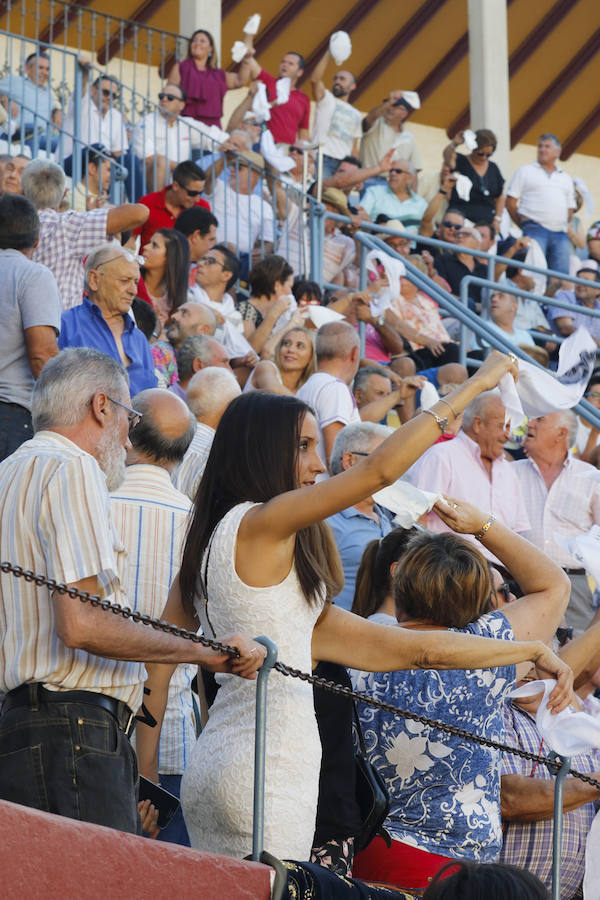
129, 389, 196, 467
316, 321, 360, 363
186, 367, 241, 427
166, 302, 217, 350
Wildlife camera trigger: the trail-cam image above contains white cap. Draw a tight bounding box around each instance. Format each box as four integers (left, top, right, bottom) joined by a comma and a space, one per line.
400, 91, 421, 110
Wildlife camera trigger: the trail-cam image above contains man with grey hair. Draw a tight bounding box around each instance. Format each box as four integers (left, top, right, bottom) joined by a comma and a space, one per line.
0, 348, 263, 831
59, 243, 157, 395
21, 158, 149, 310
327, 421, 393, 611
359, 159, 427, 233
408, 391, 530, 562
514, 410, 600, 633
506, 134, 575, 275
173, 367, 241, 500
297, 321, 361, 472
173, 333, 231, 396
109, 388, 196, 845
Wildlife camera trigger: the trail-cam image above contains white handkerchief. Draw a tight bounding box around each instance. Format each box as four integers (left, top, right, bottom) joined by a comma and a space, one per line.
498, 327, 597, 429
366, 249, 404, 316
463, 129, 478, 151
453, 173, 473, 202
373, 479, 441, 528
419, 381, 440, 409
243, 13, 261, 35
231, 41, 247, 63
260, 130, 294, 172
252, 82, 271, 123
510, 679, 600, 755
557, 525, 600, 585
275, 77, 291, 106
329, 31, 352, 65
583, 809, 600, 899
305, 305, 345, 329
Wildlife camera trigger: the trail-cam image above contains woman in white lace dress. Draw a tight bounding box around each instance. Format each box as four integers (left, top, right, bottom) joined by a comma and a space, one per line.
137, 350, 572, 861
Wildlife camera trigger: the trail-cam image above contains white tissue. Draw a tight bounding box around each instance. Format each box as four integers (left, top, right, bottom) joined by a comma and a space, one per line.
373, 480, 441, 528
453, 172, 473, 202
463, 129, 477, 151
510, 679, 600, 756
419, 381, 440, 410
557, 525, 600, 585
366, 249, 405, 316
243, 13, 261, 35
231, 41, 247, 63
260, 130, 295, 172
305, 306, 345, 329
329, 31, 352, 65
275, 77, 291, 106
252, 82, 271, 123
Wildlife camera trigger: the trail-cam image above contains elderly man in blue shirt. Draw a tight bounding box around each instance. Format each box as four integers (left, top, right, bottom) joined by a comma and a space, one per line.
59, 244, 157, 395
327, 421, 394, 611
0, 51, 56, 147
358, 159, 427, 233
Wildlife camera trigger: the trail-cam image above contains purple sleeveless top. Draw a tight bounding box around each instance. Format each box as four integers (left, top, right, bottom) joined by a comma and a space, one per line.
179, 59, 227, 126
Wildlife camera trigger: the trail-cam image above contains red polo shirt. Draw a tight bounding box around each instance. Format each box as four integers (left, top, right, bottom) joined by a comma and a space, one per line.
135, 186, 210, 247
258, 69, 310, 145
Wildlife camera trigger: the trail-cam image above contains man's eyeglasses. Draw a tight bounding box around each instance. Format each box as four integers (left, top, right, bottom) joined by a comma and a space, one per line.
199, 255, 224, 267
442, 221, 463, 230
390, 167, 409, 175
350, 450, 370, 457
107, 396, 142, 431
176, 182, 203, 197
159, 92, 182, 102
101, 89, 117, 99
585, 391, 600, 400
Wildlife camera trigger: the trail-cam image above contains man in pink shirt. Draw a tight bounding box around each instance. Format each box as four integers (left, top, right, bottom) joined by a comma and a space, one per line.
248, 51, 310, 146
407, 391, 530, 563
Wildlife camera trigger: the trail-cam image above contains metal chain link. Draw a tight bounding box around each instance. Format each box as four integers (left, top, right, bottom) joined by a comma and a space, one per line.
2, 561, 599, 790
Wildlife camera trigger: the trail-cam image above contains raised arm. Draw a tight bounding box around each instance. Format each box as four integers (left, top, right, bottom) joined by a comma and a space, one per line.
432, 499, 570, 646
310, 48, 330, 102
242, 350, 518, 541
106, 203, 149, 235
225, 84, 258, 133
323, 149, 395, 192
362, 99, 388, 132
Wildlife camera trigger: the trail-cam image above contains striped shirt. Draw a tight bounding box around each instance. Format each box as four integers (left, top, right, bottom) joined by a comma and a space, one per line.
109, 464, 197, 774
172, 422, 214, 501
500, 701, 600, 896
0, 431, 145, 711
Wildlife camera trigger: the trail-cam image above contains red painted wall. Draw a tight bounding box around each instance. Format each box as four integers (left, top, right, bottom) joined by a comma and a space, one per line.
0, 800, 272, 899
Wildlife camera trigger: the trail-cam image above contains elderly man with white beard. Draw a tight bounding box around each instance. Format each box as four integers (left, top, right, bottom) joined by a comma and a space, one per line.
0, 348, 265, 834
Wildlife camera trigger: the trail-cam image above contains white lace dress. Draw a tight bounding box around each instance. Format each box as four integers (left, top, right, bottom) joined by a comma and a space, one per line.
180, 501, 324, 860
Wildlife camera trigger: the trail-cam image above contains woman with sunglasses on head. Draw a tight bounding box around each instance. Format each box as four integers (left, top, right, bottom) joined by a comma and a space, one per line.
135, 349, 573, 864
443, 128, 505, 228
168, 28, 253, 127
350, 498, 569, 892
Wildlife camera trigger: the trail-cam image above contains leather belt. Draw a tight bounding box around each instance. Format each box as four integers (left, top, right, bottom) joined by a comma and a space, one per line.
1, 683, 135, 737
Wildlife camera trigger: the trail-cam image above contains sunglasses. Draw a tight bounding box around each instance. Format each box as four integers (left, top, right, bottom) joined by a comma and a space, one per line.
101, 88, 117, 99
585, 392, 600, 400
442, 221, 463, 230
474, 150, 493, 158
176, 182, 203, 197
556, 626, 573, 647
107, 396, 142, 432
159, 92, 182, 102
496, 582, 512, 603
390, 167, 409, 175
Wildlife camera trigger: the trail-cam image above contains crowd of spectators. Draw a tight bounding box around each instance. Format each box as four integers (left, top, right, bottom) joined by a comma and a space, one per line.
2, 22, 600, 900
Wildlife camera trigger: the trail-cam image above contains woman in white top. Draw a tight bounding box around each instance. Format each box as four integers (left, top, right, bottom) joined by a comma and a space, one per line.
136, 351, 572, 861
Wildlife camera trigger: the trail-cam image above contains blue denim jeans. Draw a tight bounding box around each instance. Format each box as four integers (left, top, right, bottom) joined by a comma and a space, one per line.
521, 220, 571, 275
0, 690, 139, 833
0, 401, 33, 462
155, 773, 191, 847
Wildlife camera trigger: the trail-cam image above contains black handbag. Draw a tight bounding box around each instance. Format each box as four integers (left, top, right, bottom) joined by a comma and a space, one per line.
353, 701, 392, 853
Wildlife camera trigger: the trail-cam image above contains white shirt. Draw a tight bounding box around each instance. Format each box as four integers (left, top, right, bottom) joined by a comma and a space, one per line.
131, 110, 208, 163
407, 430, 530, 562
211, 180, 275, 255
109, 464, 197, 774
62, 90, 127, 158
0, 431, 144, 711
360, 118, 422, 171
296, 372, 361, 472
512, 455, 600, 567
173, 422, 215, 501
311, 89, 363, 161
188, 285, 253, 357
507, 162, 575, 232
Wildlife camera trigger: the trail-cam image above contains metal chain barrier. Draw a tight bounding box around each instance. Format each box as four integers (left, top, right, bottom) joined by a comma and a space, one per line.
2, 560, 599, 790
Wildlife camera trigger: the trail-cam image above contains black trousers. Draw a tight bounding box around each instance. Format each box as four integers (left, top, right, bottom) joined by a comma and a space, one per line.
0, 401, 33, 462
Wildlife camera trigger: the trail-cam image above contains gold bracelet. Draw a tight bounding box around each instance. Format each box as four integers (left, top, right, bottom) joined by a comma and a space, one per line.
422, 407, 448, 434
474, 515, 496, 541
437, 397, 458, 419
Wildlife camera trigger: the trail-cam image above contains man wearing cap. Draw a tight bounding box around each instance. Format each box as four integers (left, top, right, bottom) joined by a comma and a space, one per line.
208, 150, 274, 277
322, 188, 356, 285
360, 91, 422, 172
310, 46, 363, 178
506, 134, 575, 275
358, 160, 427, 234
